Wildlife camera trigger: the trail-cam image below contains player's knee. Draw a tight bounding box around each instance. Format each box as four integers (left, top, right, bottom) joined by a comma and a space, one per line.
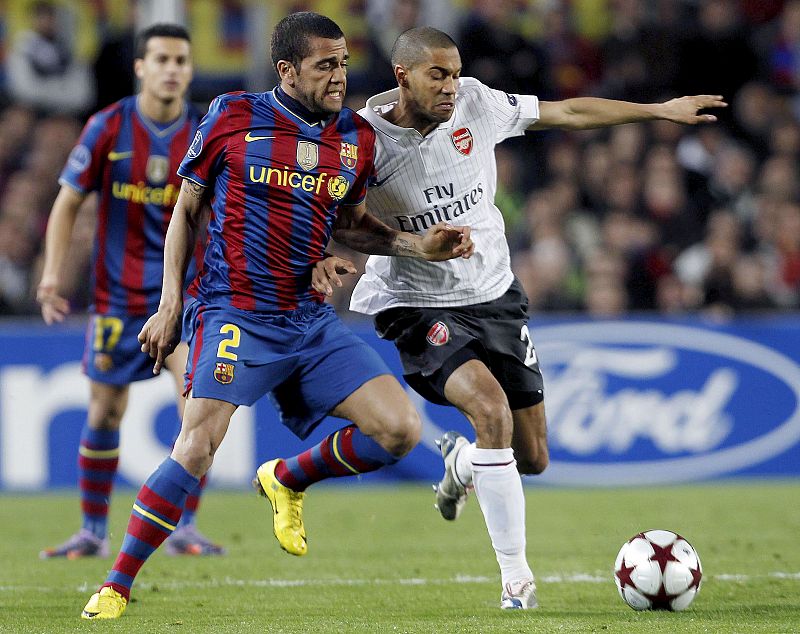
88, 401, 125, 430
516, 445, 549, 475
380, 406, 421, 457
471, 399, 513, 446
172, 429, 216, 478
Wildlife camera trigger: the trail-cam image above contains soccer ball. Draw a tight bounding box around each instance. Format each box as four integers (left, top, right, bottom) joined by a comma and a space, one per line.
614, 529, 703, 611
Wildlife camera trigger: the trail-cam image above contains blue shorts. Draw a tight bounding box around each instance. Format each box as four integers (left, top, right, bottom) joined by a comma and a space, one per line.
83, 313, 156, 385
183, 300, 390, 439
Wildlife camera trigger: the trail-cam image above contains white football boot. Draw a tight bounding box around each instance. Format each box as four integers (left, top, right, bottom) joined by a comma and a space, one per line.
433, 431, 470, 521
500, 578, 538, 609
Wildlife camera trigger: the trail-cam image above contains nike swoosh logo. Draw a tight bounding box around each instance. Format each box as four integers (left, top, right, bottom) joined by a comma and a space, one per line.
107, 151, 133, 161
372, 171, 397, 187
244, 132, 276, 142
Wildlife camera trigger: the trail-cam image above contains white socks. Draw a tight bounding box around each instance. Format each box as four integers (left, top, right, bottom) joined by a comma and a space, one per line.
471, 447, 533, 585
454, 441, 475, 487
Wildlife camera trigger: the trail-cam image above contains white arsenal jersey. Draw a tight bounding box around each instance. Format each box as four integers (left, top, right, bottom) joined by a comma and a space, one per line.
349, 77, 539, 314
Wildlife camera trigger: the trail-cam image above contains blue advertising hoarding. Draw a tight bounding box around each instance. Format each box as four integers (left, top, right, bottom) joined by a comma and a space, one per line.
0, 316, 798, 490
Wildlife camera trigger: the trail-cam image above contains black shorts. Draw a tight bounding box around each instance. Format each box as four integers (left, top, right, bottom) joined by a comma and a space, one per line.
374, 278, 544, 410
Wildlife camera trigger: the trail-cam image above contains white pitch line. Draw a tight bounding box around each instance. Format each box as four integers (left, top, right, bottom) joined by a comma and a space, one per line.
2, 572, 798, 594
131, 571, 800, 590
716, 572, 800, 581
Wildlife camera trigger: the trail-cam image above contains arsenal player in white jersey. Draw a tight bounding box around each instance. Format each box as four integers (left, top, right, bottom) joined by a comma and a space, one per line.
314, 27, 726, 610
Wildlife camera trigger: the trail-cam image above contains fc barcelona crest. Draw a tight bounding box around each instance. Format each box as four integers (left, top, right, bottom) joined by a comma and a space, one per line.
296, 140, 319, 171
147, 156, 169, 184
340, 142, 358, 169
94, 353, 114, 372
451, 127, 473, 156
214, 362, 235, 384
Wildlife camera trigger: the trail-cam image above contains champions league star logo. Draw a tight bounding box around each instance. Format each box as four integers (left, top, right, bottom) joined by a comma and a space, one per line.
187, 130, 203, 158
68, 144, 92, 172
450, 127, 473, 156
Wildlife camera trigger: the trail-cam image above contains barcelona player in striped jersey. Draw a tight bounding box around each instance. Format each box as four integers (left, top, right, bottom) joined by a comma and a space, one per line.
37, 24, 223, 560
80, 12, 473, 619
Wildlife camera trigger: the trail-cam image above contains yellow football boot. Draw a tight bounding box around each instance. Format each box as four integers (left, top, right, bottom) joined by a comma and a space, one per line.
81, 586, 127, 619
253, 459, 307, 556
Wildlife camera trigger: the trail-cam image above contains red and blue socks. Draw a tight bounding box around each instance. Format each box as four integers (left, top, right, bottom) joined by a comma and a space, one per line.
177, 474, 207, 528
275, 425, 399, 491
78, 427, 120, 539
104, 457, 199, 599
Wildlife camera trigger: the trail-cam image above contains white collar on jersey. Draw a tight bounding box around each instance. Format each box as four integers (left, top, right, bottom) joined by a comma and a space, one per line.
362, 87, 457, 141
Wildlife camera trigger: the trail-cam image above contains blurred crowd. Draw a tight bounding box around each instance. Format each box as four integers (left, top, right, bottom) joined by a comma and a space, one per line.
1, 0, 800, 319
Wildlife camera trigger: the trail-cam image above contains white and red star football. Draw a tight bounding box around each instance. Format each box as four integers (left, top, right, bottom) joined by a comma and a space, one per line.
614, 529, 703, 611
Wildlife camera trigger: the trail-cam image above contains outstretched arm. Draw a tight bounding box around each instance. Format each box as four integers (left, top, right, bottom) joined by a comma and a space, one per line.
529, 95, 727, 131
333, 200, 473, 261
138, 179, 207, 374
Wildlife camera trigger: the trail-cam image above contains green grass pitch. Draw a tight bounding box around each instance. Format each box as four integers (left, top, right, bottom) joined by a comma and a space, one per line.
1, 481, 798, 633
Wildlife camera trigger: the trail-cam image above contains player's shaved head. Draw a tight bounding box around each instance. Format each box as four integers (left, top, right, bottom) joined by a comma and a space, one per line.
391, 27, 457, 69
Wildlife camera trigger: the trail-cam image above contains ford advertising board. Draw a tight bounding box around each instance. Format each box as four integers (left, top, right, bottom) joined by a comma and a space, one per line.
533, 320, 800, 485
0, 317, 798, 490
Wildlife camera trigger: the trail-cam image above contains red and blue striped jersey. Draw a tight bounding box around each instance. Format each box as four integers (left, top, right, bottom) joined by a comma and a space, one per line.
178, 88, 376, 311
59, 95, 202, 316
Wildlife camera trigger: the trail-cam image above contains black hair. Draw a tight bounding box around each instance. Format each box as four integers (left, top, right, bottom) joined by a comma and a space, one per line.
134, 23, 191, 60
270, 11, 344, 71
391, 26, 457, 68
31, 1, 56, 18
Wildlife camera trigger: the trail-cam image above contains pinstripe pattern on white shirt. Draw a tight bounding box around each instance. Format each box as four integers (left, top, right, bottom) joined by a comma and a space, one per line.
350, 77, 539, 314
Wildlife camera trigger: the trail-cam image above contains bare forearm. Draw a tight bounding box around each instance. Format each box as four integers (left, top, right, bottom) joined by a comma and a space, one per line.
160, 211, 195, 307
536, 95, 726, 131
40, 186, 84, 287
159, 182, 203, 310
334, 213, 422, 257
548, 98, 661, 130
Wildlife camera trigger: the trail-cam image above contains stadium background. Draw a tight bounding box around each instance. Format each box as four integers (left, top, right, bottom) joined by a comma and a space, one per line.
0, 0, 799, 490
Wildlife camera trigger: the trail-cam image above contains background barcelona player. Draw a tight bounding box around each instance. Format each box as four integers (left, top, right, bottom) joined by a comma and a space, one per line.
36, 24, 223, 559
79, 11, 472, 619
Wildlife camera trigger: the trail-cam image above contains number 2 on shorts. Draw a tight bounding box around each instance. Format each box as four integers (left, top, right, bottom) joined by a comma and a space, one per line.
520, 324, 538, 367
217, 323, 241, 360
